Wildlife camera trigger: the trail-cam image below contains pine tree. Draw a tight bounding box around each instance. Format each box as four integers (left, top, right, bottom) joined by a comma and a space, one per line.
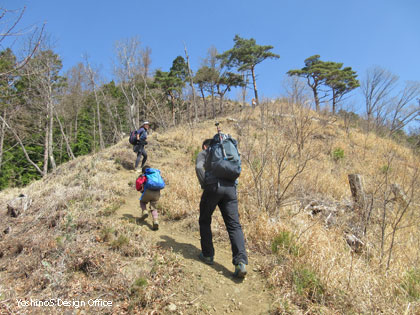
326, 66, 359, 114
287, 55, 329, 112
218, 35, 279, 106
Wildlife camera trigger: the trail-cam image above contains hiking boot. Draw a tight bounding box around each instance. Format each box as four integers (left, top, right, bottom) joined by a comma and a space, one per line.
233, 262, 247, 278
199, 252, 214, 265
152, 220, 159, 231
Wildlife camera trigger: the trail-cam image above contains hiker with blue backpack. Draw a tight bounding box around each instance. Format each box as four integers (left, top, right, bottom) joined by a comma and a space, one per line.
136, 165, 165, 230
196, 122, 248, 279
129, 121, 150, 171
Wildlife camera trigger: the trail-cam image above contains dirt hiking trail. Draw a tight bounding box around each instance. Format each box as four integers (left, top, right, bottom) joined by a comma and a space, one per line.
116, 170, 274, 314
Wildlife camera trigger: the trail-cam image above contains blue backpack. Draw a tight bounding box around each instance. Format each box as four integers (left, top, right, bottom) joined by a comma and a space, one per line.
144, 168, 165, 191
206, 134, 241, 182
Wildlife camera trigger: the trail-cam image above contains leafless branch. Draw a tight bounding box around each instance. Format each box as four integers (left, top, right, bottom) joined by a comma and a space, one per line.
0, 7, 45, 77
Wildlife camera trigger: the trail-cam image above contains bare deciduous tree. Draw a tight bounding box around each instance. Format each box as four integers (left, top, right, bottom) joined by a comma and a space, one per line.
184, 43, 198, 122
0, 114, 44, 176
83, 56, 105, 150
283, 76, 310, 108
53, 109, 75, 160
361, 67, 398, 129
22, 47, 64, 174
360, 66, 420, 134
62, 63, 88, 143
141, 46, 152, 79
113, 37, 143, 130
0, 6, 44, 77
238, 101, 316, 214
387, 81, 420, 135
0, 110, 7, 168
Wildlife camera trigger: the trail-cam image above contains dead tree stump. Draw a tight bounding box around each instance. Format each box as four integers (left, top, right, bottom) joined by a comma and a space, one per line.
7, 194, 32, 217
348, 174, 366, 211
391, 183, 409, 207
345, 233, 364, 253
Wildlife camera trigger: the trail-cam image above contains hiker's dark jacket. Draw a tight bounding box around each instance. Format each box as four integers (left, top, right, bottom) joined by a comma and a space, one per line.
137, 127, 148, 144
134, 127, 148, 153
195, 150, 207, 189
199, 133, 247, 266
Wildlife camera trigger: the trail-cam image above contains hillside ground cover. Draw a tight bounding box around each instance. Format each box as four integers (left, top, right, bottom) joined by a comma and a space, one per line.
0, 101, 419, 314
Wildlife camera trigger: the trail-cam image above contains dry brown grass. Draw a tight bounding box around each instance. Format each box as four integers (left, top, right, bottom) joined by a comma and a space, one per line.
0, 141, 183, 314
154, 103, 420, 313
1, 101, 419, 313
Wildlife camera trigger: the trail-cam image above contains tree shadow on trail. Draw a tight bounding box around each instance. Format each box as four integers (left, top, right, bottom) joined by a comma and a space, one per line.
121, 213, 154, 230
158, 235, 244, 283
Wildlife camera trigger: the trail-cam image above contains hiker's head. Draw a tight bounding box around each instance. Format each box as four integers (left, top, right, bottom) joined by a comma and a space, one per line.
202, 139, 212, 150
142, 165, 151, 173
142, 121, 150, 129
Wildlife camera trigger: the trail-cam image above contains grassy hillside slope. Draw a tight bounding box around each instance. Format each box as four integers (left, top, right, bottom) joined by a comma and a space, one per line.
1, 101, 419, 314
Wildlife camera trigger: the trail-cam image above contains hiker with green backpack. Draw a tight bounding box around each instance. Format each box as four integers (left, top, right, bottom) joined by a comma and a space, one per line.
196, 123, 248, 279
136, 165, 165, 230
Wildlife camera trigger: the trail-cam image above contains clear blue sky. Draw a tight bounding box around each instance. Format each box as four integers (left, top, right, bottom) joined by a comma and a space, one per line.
3, 0, 420, 111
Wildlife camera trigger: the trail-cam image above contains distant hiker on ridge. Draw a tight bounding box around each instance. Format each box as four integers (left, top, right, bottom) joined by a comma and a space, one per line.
133, 121, 150, 171
196, 123, 248, 278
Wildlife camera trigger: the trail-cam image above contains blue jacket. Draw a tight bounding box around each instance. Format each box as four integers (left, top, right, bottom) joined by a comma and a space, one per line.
137, 127, 148, 142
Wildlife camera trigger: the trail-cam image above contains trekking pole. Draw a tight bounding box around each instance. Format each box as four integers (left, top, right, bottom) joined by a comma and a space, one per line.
215, 122, 227, 159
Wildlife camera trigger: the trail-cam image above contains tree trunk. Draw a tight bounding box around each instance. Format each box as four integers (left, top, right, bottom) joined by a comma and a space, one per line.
48, 101, 57, 171
69, 120, 73, 144
170, 93, 176, 126
131, 103, 136, 130
0, 111, 6, 169
136, 98, 140, 128
332, 89, 337, 114
0, 115, 44, 176
114, 101, 124, 136
184, 44, 198, 122
348, 174, 366, 212
93, 88, 105, 150
43, 122, 49, 175
74, 112, 78, 141
241, 71, 248, 107
59, 133, 63, 162
211, 90, 215, 119
85, 62, 105, 148
54, 109, 75, 159
200, 88, 207, 118
140, 75, 169, 130
251, 67, 259, 105
218, 86, 227, 114
100, 90, 120, 142
312, 87, 320, 112
219, 94, 225, 114
185, 95, 190, 123
131, 86, 140, 129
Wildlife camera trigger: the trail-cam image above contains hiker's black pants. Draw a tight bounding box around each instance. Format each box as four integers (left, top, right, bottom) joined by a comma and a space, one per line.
134, 144, 147, 169
199, 183, 248, 265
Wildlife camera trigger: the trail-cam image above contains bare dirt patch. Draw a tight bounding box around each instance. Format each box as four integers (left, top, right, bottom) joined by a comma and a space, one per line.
117, 178, 274, 314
